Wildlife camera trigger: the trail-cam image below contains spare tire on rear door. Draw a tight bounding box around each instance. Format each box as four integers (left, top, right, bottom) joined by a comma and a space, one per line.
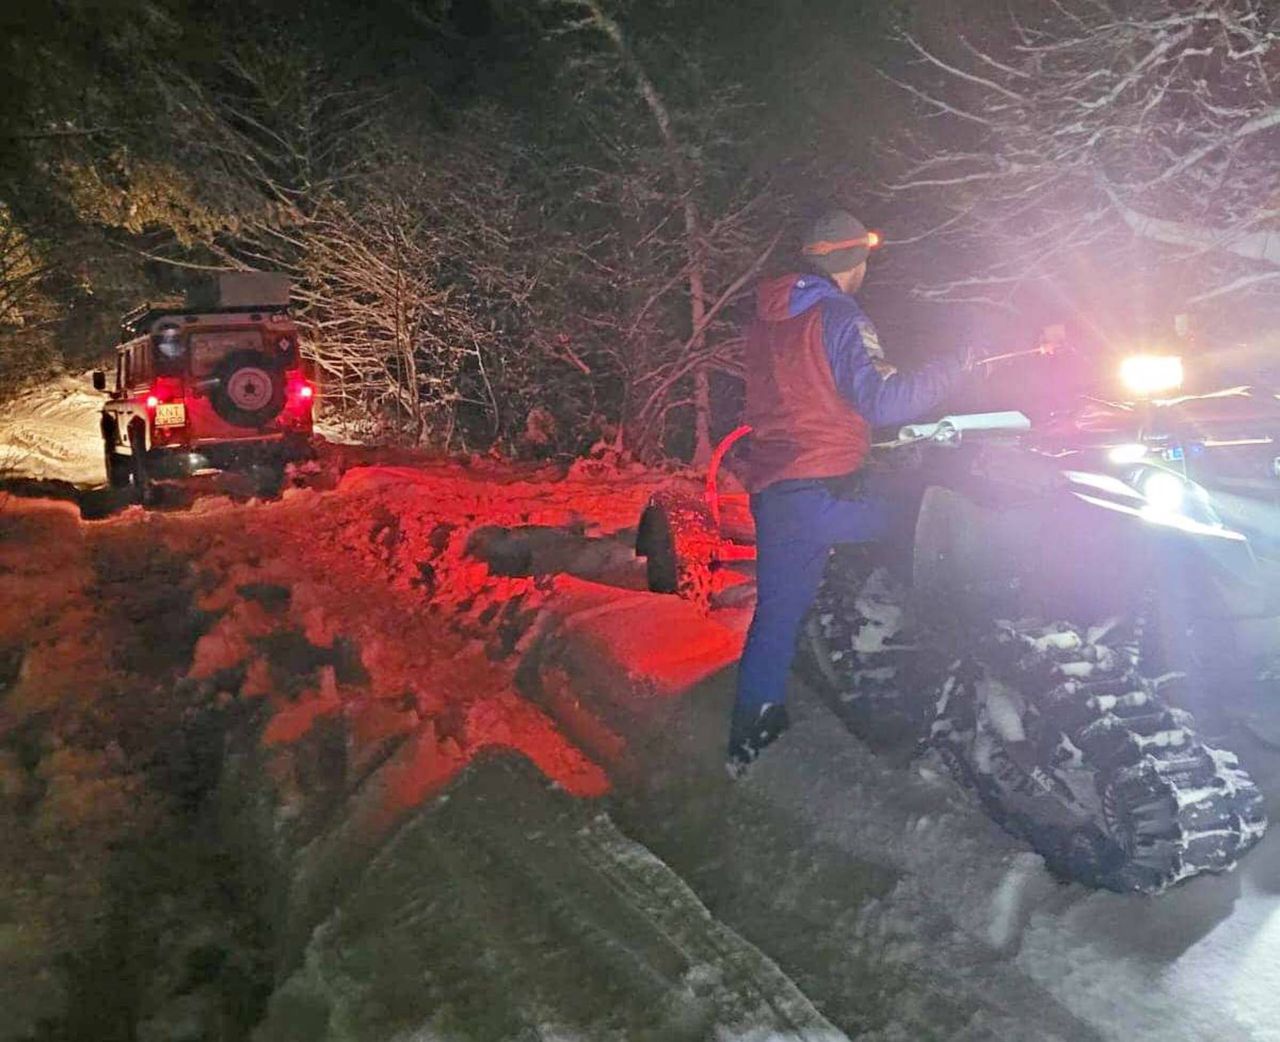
211, 349, 286, 427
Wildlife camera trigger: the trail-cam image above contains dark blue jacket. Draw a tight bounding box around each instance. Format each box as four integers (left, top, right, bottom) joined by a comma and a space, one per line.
785, 274, 957, 428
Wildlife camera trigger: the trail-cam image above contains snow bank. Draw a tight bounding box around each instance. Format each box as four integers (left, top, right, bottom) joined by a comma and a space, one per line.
0, 373, 105, 484
97, 462, 850, 1041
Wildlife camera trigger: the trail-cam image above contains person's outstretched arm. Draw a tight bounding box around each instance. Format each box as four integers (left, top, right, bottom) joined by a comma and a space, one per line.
823, 300, 961, 428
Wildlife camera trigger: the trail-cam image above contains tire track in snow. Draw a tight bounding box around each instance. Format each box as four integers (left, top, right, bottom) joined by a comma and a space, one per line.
260, 757, 848, 1041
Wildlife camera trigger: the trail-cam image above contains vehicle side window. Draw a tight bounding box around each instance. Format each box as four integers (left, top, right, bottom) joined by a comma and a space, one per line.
123, 342, 152, 390
136, 342, 152, 385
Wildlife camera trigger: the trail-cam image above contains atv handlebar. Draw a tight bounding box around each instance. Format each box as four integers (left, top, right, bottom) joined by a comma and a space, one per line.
704, 412, 1033, 519
886, 411, 1032, 448
974, 343, 1057, 368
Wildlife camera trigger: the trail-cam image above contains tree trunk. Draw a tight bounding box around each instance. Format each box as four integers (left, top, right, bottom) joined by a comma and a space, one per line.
575, 0, 712, 465
391, 197, 423, 442
686, 196, 711, 465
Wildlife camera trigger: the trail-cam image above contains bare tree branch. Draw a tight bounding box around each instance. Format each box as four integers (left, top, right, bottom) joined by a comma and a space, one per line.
884, 0, 1279, 326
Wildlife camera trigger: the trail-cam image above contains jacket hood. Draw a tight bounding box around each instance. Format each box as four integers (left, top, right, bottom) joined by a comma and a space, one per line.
756, 272, 843, 322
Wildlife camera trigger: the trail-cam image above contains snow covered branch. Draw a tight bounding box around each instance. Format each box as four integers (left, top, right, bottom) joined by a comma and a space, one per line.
885, 0, 1279, 329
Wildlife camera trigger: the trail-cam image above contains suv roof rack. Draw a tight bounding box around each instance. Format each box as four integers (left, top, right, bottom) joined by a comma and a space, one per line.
119, 302, 292, 341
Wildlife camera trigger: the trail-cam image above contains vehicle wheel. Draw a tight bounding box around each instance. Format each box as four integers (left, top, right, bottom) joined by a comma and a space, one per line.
636, 494, 717, 612
128, 426, 154, 505
103, 438, 131, 488
929, 620, 1267, 893
210, 350, 286, 427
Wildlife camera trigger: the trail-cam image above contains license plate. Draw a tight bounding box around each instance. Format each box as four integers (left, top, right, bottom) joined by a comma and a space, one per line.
155, 402, 186, 427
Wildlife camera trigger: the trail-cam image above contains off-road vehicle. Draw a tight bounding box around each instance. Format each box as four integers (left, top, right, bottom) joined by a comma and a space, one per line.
637, 348, 1276, 892
93, 273, 315, 501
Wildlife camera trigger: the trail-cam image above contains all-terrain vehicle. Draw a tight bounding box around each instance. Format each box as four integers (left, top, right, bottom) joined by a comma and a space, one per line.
636, 350, 1275, 893
93, 272, 316, 502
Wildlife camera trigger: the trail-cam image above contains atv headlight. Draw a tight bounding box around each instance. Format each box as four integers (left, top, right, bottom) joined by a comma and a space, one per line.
1107, 443, 1148, 465
1119, 354, 1184, 397
1065, 467, 1245, 541
1134, 466, 1239, 537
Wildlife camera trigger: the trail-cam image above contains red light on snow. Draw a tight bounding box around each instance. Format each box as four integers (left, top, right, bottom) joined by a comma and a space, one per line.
145, 394, 160, 408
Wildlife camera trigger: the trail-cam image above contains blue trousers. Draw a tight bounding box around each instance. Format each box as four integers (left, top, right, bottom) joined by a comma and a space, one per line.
733, 471, 915, 720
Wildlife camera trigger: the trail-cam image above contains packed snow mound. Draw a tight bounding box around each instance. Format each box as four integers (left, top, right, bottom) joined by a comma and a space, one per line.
0, 373, 105, 484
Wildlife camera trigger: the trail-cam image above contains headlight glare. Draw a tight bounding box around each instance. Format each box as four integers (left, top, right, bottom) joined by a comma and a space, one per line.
1107, 443, 1148, 464
1141, 470, 1186, 514
1119, 354, 1184, 397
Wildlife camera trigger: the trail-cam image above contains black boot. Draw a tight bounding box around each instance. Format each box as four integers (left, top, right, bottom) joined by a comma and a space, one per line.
726, 702, 790, 779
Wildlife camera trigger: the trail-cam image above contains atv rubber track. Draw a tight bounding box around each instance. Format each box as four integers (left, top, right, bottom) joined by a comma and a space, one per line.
934, 625, 1267, 892
800, 556, 1267, 893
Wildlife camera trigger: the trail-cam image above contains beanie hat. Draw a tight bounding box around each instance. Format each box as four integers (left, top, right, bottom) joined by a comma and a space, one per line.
801, 209, 881, 276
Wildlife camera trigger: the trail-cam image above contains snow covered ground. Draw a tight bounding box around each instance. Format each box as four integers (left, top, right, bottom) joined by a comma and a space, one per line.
0, 373, 107, 484
752, 697, 1280, 1042
2, 378, 1280, 1041
0, 372, 355, 487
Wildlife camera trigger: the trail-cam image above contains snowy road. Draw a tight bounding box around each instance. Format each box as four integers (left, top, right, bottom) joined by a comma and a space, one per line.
525, 577, 1280, 1041
0, 374, 106, 484
2, 383, 1280, 1040
761, 698, 1280, 1042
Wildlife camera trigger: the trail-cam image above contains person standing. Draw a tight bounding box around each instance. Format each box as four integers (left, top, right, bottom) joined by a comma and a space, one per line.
727, 208, 971, 776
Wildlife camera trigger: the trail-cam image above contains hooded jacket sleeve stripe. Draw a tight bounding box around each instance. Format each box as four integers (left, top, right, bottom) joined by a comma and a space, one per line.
821, 300, 959, 429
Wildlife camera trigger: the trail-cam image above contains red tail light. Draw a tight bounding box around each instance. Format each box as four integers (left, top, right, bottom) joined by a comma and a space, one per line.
285, 372, 315, 404
146, 377, 184, 406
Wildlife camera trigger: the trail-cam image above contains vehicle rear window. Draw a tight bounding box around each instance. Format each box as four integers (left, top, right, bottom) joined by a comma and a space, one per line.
189, 330, 264, 377
153, 328, 187, 376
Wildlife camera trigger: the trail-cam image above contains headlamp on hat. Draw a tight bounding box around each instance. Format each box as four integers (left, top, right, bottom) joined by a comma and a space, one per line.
802, 229, 883, 257
800, 210, 883, 275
